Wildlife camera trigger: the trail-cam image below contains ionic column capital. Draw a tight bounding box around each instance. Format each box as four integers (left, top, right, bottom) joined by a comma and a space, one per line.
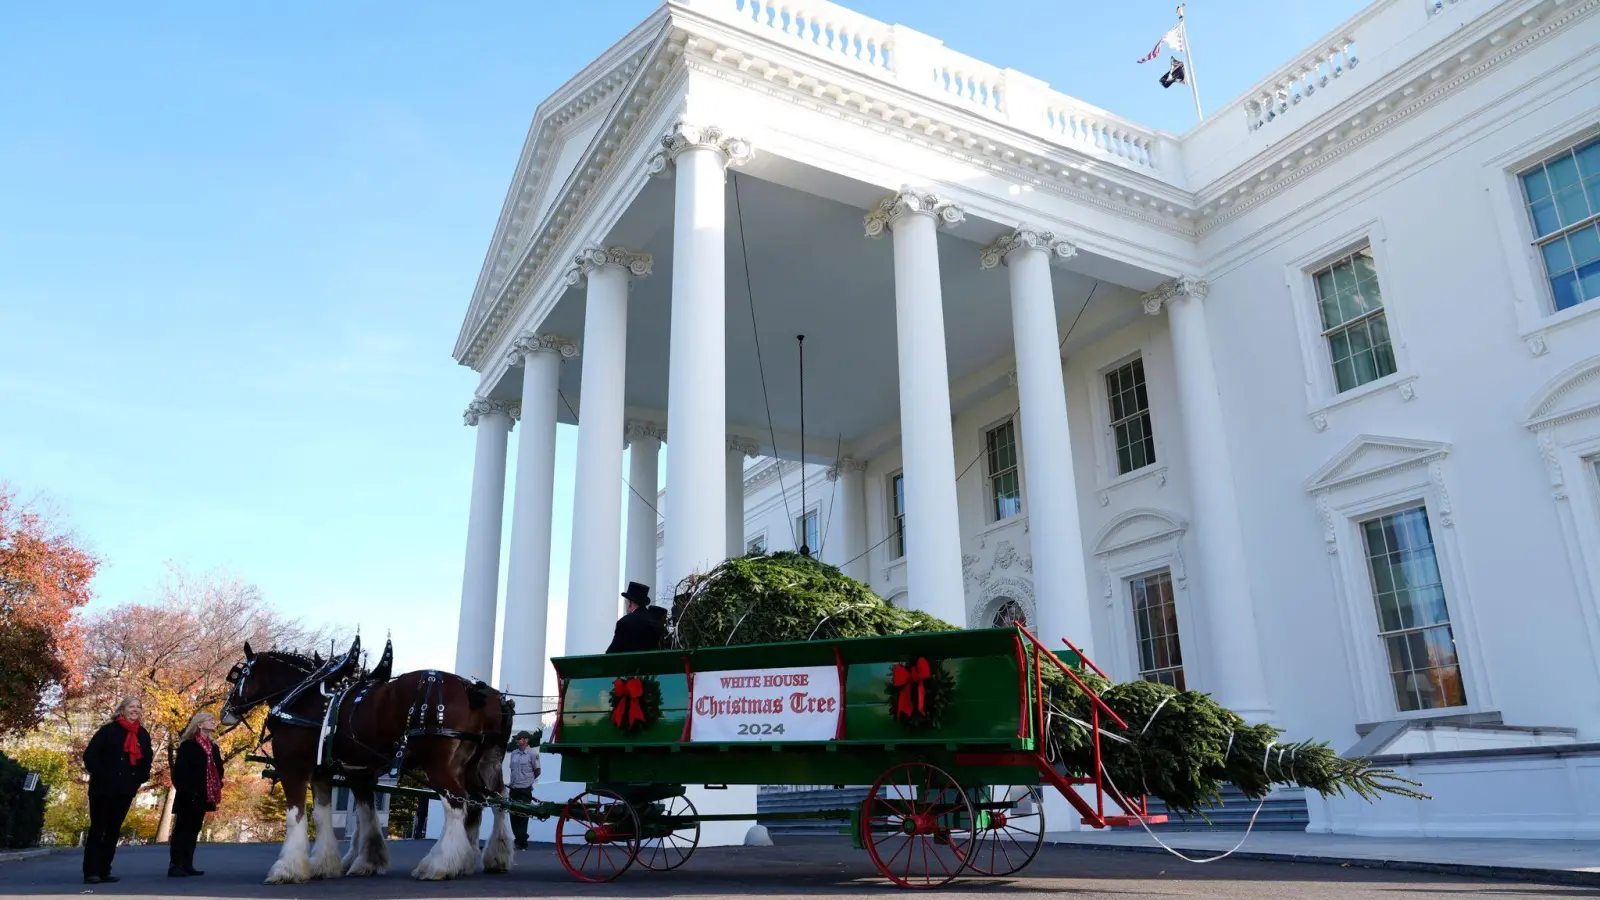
979, 225, 1078, 269
506, 332, 580, 368
646, 120, 754, 175
564, 246, 652, 288
1141, 276, 1210, 315
463, 397, 518, 427
864, 187, 967, 238
726, 435, 761, 458
625, 420, 667, 446
826, 457, 866, 482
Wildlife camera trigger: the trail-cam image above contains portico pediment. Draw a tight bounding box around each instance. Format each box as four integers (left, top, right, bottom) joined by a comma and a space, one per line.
1093, 508, 1187, 556
1303, 435, 1451, 495
1525, 356, 1600, 432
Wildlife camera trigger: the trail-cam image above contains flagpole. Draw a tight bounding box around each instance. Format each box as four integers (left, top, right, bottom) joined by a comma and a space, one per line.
1178, 4, 1204, 121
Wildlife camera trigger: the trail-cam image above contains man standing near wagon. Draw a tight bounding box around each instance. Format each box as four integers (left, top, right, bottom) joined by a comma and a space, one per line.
506, 731, 540, 850
607, 582, 666, 653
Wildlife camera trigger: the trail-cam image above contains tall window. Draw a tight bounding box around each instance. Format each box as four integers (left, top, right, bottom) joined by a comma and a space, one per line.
1361, 506, 1466, 712
1130, 571, 1183, 689
795, 509, 818, 553
1313, 247, 1396, 392
1105, 358, 1156, 475
889, 473, 906, 559
986, 421, 1022, 521
1519, 135, 1600, 312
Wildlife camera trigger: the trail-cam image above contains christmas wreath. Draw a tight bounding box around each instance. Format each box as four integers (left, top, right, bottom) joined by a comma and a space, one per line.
608, 674, 663, 734
885, 656, 955, 730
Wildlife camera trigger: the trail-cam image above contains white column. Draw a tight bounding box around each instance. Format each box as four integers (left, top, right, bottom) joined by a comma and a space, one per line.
865, 188, 968, 627
625, 421, 665, 599
982, 227, 1096, 657
563, 246, 652, 657
826, 458, 868, 583
498, 334, 578, 701
1145, 277, 1273, 721
726, 437, 759, 558
649, 122, 752, 593
455, 397, 515, 682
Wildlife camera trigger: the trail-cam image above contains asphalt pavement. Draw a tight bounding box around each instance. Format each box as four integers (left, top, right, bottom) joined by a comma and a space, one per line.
2, 836, 1595, 899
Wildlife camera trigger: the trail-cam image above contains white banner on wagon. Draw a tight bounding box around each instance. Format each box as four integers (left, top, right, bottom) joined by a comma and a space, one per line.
690, 666, 840, 742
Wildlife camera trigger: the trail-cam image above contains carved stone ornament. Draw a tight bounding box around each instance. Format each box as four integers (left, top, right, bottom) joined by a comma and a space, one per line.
1527, 333, 1549, 357
1311, 412, 1329, 432
1141, 276, 1210, 315
962, 539, 1032, 590
863, 188, 967, 238
463, 397, 518, 427
979, 225, 1078, 269
826, 457, 866, 481
625, 420, 667, 445
506, 332, 580, 367
645, 120, 754, 176
726, 435, 762, 457
564, 245, 652, 287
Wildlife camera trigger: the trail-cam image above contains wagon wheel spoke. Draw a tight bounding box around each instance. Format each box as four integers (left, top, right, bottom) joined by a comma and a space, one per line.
863, 762, 975, 889
638, 793, 700, 871
556, 788, 639, 883
963, 786, 1046, 877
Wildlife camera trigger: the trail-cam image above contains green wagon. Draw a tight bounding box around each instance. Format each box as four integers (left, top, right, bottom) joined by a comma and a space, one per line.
541, 625, 1164, 888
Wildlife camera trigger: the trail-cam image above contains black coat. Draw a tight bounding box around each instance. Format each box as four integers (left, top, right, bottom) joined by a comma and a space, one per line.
606, 606, 665, 654
83, 720, 153, 798
172, 737, 224, 812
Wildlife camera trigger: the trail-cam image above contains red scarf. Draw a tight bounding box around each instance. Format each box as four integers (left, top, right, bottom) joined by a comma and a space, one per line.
115, 716, 142, 766
196, 735, 222, 806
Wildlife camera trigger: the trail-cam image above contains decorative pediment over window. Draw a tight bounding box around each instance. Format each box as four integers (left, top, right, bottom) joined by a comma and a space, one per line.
1525, 355, 1600, 432
1092, 508, 1187, 556
1302, 435, 1452, 495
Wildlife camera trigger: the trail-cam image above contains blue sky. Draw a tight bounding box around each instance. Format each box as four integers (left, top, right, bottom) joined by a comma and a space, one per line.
0, 0, 1365, 678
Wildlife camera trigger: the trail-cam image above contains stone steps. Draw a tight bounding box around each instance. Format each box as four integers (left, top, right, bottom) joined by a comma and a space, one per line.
1142, 784, 1310, 832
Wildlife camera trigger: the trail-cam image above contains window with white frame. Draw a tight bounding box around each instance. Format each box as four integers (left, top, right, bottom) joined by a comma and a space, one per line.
1105, 357, 1156, 475
795, 509, 818, 554
1360, 505, 1466, 712
985, 420, 1022, 521
1313, 246, 1396, 393
1518, 135, 1600, 313
889, 472, 906, 559
1129, 570, 1184, 689
745, 533, 767, 555
991, 599, 1028, 628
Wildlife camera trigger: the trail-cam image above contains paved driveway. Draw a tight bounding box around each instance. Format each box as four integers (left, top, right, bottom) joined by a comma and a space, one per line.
2, 837, 1593, 899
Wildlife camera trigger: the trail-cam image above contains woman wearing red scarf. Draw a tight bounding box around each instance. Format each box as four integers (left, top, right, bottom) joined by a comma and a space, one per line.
81, 696, 153, 885
169, 711, 225, 878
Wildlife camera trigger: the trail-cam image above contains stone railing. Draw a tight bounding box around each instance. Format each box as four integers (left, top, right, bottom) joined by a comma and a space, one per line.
694, 0, 1169, 176
1243, 39, 1361, 133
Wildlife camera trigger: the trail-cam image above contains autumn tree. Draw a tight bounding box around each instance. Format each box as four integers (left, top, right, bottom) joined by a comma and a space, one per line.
0, 482, 99, 738
66, 565, 336, 842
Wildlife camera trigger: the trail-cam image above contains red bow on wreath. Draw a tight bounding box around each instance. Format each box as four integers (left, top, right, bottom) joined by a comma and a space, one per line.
892, 658, 932, 719
611, 678, 645, 728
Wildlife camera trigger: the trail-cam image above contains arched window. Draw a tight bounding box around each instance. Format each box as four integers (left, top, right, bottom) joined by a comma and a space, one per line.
991, 599, 1027, 628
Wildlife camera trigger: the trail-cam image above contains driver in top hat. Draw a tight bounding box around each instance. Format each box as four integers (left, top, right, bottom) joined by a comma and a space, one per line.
606, 582, 666, 654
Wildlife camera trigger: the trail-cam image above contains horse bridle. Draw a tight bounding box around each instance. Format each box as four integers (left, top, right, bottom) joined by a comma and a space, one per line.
223, 653, 316, 728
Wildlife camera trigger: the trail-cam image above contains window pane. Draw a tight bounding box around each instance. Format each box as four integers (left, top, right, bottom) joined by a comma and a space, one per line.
1570, 225, 1600, 267
1352, 248, 1380, 285
1552, 271, 1583, 311
1522, 167, 1552, 201
1577, 259, 1600, 307
1577, 140, 1600, 179
1554, 185, 1590, 229
1549, 153, 1581, 190
1530, 199, 1560, 236
1542, 236, 1575, 274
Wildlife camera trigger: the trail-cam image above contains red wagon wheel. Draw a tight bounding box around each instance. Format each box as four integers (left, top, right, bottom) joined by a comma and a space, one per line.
638, 792, 700, 871
556, 788, 640, 883
862, 762, 976, 889
964, 785, 1045, 876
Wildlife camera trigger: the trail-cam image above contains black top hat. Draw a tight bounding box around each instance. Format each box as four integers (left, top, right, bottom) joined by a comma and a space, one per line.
621, 582, 652, 606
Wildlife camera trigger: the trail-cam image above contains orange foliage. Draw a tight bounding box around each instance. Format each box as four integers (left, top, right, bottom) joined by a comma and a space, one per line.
0, 483, 99, 737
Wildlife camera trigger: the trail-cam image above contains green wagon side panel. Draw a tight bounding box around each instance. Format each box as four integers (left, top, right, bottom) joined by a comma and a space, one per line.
546, 627, 1081, 785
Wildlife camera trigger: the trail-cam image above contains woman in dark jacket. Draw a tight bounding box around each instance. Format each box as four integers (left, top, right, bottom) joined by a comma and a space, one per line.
81, 696, 153, 885
168, 711, 224, 877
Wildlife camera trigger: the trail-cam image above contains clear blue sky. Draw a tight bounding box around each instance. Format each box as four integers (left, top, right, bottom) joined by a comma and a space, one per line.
0, 0, 1365, 677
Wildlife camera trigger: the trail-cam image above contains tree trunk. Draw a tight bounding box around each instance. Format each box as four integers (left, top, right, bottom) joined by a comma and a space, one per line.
155, 788, 175, 843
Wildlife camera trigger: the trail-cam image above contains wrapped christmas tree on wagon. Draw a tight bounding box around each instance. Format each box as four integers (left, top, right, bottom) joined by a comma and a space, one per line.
667, 551, 1427, 816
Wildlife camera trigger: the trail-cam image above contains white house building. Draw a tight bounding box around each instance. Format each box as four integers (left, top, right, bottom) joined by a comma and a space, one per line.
451, 0, 1600, 840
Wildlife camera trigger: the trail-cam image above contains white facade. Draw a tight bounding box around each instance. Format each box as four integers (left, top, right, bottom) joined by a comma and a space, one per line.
452, 0, 1600, 840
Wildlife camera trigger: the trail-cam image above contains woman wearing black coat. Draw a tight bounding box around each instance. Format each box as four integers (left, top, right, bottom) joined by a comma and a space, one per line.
168, 711, 224, 877
81, 696, 153, 885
